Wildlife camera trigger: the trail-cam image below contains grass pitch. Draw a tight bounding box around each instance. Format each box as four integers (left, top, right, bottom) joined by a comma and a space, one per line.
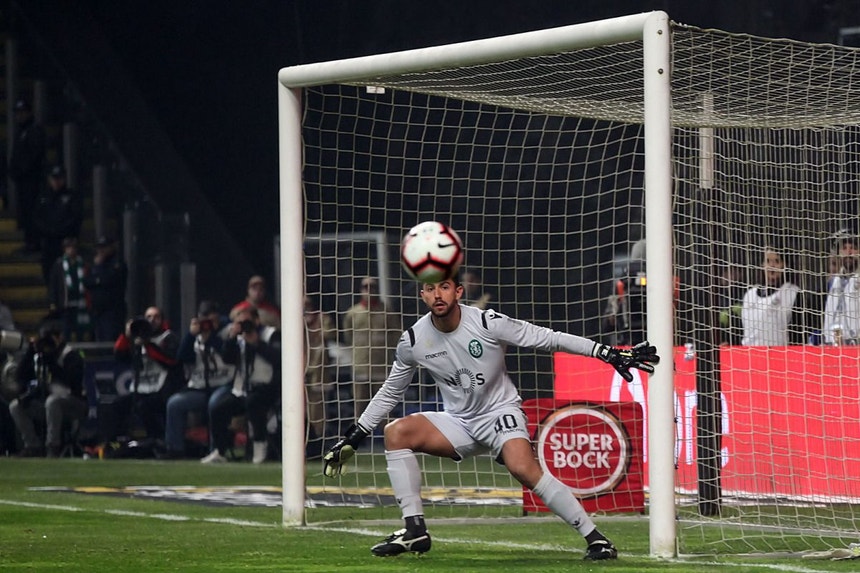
0, 457, 857, 572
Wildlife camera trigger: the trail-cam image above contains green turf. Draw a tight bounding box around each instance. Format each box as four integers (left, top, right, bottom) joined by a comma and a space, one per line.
0, 458, 857, 572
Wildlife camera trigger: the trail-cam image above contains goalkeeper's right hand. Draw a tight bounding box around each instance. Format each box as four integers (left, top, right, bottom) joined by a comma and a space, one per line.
323, 423, 370, 477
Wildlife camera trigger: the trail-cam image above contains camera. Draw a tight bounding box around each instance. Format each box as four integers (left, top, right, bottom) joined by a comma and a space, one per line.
129, 317, 154, 340
239, 319, 255, 334
199, 319, 215, 333
0, 330, 25, 353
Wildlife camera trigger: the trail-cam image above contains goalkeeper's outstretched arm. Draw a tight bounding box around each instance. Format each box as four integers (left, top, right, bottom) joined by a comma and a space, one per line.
323, 334, 418, 477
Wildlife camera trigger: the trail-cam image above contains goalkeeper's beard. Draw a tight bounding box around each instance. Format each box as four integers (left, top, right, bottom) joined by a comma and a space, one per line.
429, 299, 457, 319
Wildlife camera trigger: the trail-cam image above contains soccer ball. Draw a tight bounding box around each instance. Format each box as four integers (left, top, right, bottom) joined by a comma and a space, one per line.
400, 221, 464, 283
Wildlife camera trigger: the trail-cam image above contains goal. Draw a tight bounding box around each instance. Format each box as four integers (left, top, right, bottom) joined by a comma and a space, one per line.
278, 11, 860, 557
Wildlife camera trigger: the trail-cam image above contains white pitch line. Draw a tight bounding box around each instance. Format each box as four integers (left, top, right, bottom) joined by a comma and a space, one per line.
0, 499, 836, 572
0, 499, 276, 528
671, 561, 834, 573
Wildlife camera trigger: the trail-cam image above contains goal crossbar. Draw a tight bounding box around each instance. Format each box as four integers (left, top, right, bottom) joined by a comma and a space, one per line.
278, 13, 653, 89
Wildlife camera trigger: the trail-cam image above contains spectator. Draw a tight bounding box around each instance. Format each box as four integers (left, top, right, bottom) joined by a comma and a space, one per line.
47, 237, 91, 342
342, 277, 400, 418
8, 324, 87, 457
109, 306, 182, 444
163, 300, 234, 459
32, 165, 83, 282
739, 246, 808, 346
304, 295, 335, 443
201, 307, 280, 464
82, 236, 128, 342
461, 270, 492, 310
821, 235, 860, 345
230, 275, 280, 328
9, 99, 46, 254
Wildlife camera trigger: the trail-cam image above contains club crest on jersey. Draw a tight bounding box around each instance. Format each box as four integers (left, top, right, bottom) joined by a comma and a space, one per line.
468, 339, 483, 357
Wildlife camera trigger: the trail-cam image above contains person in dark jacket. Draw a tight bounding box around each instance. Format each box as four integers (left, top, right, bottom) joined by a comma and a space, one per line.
108, 306, 181, 444
83, 236, 128, 342
32, 165, 83, 282
9, 100, 46, 253
201, 307, 281, 464
8, 324, 87, 457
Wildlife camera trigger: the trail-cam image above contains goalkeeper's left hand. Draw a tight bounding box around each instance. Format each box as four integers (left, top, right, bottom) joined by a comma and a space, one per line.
323, 423, 369, 478
595, 340, 660, 381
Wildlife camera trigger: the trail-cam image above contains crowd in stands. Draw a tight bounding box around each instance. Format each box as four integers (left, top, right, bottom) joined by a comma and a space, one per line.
0, 273, 286, 462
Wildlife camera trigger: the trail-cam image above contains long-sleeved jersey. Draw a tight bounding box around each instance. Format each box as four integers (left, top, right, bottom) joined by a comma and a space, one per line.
358, 304, 598, 431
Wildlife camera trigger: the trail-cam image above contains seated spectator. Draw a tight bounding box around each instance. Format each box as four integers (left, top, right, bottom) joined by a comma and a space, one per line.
201, 307, 280, 464
8, 324, 87, 457
109, 306, 182, 445
230, 275, 281, 328
0, 304, 20, 454
163, 301, 234, 458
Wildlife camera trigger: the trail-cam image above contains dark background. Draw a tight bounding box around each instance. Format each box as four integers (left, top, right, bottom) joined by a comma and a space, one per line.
78, 0, 859, 283
12, 0, 857, 309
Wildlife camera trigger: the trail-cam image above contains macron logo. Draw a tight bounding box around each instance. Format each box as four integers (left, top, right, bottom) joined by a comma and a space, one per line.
425, 350, 448, 360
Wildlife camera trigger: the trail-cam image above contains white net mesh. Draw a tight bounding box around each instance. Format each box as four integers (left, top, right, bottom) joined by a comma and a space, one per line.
296, 21, 860, 553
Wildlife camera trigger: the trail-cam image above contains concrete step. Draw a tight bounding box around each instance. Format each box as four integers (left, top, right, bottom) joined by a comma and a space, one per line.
0, 217, 16, 233
0, 284, 47, 305
0, 261, 42, 280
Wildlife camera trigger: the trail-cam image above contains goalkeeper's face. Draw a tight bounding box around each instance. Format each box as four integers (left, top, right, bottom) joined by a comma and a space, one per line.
420, 279, 463, 318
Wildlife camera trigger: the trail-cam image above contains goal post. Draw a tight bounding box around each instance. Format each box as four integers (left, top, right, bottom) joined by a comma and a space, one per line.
278, 9, 860, 558
278, 11, 676, 556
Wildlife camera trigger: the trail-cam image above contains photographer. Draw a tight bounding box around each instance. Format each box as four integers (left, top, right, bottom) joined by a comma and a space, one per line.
163, 301, 235, 458
109, 306, 181, 445
8, 324, 87, 457
201, 307, 280, 464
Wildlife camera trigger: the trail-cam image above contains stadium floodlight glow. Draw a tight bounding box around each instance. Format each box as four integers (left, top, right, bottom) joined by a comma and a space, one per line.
279, 10, 860, 558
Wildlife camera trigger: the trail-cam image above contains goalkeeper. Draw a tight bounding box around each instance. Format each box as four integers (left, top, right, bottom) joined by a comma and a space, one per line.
324, 274, 659, 560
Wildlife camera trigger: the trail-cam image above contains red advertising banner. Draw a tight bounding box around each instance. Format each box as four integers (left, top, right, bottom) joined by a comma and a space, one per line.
553, 346, 860, 501
522, 399, 644, 514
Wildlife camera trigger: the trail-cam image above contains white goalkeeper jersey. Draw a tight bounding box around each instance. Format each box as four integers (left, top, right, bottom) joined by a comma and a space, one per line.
357, 304, 598, 431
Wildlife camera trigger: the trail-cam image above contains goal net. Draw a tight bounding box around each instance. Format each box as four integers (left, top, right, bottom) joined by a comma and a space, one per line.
279, 12, 860, 556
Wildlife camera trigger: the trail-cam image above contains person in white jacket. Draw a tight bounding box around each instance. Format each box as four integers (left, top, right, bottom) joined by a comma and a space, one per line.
740, 246, 806, 346
822, 237, 860, 345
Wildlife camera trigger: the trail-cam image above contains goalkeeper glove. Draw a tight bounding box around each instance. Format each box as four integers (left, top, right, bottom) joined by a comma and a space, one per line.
595, 340, 660, 382
323, 423, 369, 477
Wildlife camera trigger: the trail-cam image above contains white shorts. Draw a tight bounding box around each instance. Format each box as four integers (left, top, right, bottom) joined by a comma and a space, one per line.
420, 405, 530, 461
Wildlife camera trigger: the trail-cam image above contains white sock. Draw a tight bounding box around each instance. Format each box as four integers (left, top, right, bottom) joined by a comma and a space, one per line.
532, 472, 596, 537
385, 449, 423, 518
